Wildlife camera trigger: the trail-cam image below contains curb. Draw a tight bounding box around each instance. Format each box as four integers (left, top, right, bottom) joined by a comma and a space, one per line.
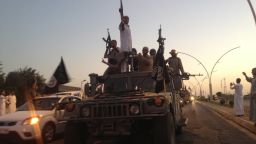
197, 101, 256, 135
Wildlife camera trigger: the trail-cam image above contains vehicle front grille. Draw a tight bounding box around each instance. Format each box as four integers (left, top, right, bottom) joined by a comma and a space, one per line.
91, 103, 129, 118
0, 121, 17, 126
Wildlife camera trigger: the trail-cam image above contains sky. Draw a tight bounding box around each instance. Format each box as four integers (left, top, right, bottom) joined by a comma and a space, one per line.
0, 0, 256, 96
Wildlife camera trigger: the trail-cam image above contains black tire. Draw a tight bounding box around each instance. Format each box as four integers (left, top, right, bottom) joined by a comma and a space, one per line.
42, 123, 55, 143
176, 105, 183, 135
153, 112, 176, 144
64, 121, 88, 144
176, 125, 183, 135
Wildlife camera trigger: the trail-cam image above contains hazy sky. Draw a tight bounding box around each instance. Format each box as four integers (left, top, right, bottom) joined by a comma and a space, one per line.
0, 0, 256, 95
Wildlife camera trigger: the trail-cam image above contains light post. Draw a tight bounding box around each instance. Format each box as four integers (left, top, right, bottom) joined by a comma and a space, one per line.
200, 77, 208, 97
178, 46, 240, 98
247, 0, 256, 25
178, 52, 210, 97
194, 76, 208, 97
209, 46, 240, 98
186, 80, 197, 96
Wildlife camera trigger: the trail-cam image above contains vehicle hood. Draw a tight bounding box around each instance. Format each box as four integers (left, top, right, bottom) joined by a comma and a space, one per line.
0, 111, 53, 121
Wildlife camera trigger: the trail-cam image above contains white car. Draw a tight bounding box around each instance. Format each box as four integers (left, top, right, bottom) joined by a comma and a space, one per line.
0, 95, 81, 143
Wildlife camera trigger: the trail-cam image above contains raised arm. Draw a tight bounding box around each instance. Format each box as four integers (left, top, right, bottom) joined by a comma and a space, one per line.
242, 72, 252, 82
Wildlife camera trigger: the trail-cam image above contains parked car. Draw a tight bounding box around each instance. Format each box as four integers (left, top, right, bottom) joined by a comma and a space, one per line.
0, 95, 81, 143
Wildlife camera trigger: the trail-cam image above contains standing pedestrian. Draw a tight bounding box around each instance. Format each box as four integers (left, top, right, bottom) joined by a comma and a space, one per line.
9, 90, 16, 113
0, 90, 6, 116
243, 68, 256, 126
230, 78, 244, 116
5, 90, 11, 114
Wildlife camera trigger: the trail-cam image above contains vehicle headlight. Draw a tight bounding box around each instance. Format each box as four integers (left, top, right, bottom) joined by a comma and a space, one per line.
154, 97, 164, 106
190, 96, 195, 101
81, 107, 90, 117
23, 117, 40, 125
147, 97, 165, 107
129, 104, 140, 115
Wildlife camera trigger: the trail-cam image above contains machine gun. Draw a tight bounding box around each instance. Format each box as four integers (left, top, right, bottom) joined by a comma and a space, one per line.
157, 25, 166, 47
181, 73, 203, 80
102, 29, 111, 58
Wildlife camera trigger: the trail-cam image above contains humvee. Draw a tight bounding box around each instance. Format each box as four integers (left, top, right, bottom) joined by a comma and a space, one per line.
63, 71, 187, 144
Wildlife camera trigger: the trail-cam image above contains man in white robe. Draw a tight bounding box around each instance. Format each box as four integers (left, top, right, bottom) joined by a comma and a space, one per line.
0, 90, 6, 116
243, 68, 256, 126
9, 91, 16, 113
230, 78, 244, 116
119, 16, 132, 72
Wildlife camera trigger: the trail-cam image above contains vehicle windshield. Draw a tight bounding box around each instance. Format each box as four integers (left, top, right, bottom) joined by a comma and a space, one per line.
17, 97, 61, 111
104, 72, 157, 94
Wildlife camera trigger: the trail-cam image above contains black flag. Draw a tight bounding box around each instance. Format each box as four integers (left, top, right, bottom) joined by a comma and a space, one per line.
44, 57, 70, 94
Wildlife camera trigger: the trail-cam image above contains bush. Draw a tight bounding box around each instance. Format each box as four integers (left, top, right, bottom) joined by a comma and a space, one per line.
220, 99, 225, 105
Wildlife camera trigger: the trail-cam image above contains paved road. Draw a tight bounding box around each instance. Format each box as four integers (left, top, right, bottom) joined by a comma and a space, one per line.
176, 101, 256, 144
51, 101, 256, 144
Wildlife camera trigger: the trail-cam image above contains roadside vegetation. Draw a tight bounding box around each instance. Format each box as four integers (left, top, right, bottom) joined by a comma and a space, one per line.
0, 61, 46, 106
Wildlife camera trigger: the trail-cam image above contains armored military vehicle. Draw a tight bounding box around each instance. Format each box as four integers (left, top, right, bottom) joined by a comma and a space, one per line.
63, 67, 189, 144
62, 11, 192, 142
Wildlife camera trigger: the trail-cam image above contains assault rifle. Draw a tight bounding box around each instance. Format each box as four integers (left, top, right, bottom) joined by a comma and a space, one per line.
157, 25, 166, 47
102, 29, 111, 58
119, 0, 124, 20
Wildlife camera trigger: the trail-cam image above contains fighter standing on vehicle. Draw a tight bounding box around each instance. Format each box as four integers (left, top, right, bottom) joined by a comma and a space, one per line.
119, 0, 132, 72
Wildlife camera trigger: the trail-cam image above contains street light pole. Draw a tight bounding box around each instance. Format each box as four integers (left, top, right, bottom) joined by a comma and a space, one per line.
194, 76, 208, 97
209, 46, 240, 98
247, 0, 256, 25
179, 46, 240, 98
178, 52, 210, 97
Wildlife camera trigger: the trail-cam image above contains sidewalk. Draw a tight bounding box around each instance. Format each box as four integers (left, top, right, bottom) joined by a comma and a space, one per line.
197, 101, 256, 135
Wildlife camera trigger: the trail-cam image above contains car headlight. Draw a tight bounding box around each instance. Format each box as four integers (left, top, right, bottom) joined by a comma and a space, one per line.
81, 107, 90, 117
154, 97, 164, 106
147, 97, 165, 107
23, 117, 40, 125
129, 104, 140, 115
190, 96, 195, 101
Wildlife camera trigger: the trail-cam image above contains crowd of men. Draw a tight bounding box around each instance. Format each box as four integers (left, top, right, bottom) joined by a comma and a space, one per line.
0, 89, 17, 116
102, 14, 185, 78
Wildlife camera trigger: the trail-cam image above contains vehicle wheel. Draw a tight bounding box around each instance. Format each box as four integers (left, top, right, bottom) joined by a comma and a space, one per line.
176, 105, 183, 135
176, 125, 183, 135
64, 121, 88, 144
129, 120, 152, 144
153, 112, 176, 144
42, 123, 55, 143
